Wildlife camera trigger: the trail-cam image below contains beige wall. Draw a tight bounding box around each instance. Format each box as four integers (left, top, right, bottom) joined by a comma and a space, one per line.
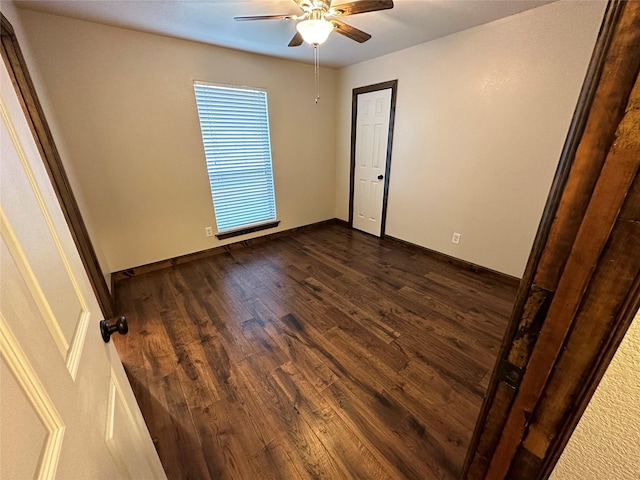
2, 2, 114, 289
17, 10, 337, 273
14, 2, 606, 278
335, 0, 606, 277
551, 311, 640, 479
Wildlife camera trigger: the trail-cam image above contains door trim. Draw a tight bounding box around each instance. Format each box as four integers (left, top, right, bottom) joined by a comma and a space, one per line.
348, 80, 398, 236
0, 14, 113, 318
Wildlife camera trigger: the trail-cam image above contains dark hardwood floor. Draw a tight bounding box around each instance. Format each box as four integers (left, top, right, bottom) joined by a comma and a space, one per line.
114, 224, 517, 480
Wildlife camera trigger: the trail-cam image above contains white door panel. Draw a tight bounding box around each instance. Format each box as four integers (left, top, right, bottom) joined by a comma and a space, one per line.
0, 55, 165, 479
0, 314, 65, 479
352, 88, 392, 236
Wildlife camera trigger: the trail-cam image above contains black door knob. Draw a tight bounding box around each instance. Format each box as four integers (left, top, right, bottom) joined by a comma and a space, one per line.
377, 174, 384, 180
100, 316, 128, 343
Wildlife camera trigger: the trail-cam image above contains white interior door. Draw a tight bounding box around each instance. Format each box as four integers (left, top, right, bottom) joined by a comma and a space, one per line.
352, 88, 392, 237
0, 58, 165, 479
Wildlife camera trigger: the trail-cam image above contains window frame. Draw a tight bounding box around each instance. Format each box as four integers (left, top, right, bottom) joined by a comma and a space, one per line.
193, 81, 279, 240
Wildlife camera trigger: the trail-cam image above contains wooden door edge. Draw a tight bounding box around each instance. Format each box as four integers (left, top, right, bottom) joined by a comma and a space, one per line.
538, 270, 640, 478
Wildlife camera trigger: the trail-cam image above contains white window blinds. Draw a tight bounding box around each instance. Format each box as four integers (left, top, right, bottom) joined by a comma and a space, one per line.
194, 83, 277, 233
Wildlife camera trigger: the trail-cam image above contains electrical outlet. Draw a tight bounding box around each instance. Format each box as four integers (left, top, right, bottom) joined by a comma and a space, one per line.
452, 232, 461, 245
205, 227, 213, 237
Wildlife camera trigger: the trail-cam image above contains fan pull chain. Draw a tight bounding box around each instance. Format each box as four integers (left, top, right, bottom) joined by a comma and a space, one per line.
314, 43, 320, 104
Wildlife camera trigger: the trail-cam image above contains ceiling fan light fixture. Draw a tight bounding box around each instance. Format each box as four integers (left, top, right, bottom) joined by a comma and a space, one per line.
296, 18, 334, 45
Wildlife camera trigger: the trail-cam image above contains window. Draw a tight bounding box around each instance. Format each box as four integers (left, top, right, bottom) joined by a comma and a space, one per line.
194, 82, 278, 239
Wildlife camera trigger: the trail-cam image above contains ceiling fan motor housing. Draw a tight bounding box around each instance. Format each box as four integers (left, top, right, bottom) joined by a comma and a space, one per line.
305, 1, 332, 15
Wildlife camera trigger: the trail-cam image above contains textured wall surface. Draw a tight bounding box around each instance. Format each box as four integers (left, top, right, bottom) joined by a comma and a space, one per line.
17, 10, 337, 273
551, 311, 640, 479
335, 1, 605, 277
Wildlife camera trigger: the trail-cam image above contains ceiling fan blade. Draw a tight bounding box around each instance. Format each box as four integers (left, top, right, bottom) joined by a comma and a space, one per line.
288, 32, 304, 47
234, 14, 297, 21
332, 0, 394, 16
330, 19, 372, 43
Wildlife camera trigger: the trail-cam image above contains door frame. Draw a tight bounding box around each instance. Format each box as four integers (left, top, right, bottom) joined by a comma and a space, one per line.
0, 14, 113, 318
348, 80, 398, 236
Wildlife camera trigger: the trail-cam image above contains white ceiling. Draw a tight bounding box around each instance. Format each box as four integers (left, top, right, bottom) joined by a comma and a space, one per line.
14, 0, 555, 68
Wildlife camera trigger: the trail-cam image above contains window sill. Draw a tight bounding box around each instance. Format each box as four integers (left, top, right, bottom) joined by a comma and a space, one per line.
215, 220, 280, 240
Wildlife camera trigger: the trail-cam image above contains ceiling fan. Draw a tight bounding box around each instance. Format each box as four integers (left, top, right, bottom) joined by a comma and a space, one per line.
234, 0, 394, 47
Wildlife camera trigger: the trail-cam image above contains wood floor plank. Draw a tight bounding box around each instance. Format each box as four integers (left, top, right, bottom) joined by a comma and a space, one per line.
156, 371, 211, 480
179, 264, 256, 362
326, 306, 409, 372
252, 300, 339, 391
278, 312, 409, 433
235, 357, 349, 479
301, 275, 402, 343
191, 393, 273, 480
238, 313, 348, 479
322, 378, 446, 480
293, 270, 492, 394
273, 361, 396, 480
175, 341, 221, 407
248, 439, 308, 480
140, 311, 179, 380
394, 414, 461, 479
323, 313, 474, 470
114, 223, 516, 479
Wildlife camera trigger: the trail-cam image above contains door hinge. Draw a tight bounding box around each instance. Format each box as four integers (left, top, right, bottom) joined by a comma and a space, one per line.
497, 358, 524, 389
